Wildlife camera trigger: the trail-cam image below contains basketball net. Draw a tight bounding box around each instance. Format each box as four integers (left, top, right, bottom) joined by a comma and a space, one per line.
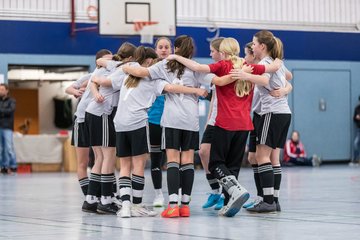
133, 21, 158, 44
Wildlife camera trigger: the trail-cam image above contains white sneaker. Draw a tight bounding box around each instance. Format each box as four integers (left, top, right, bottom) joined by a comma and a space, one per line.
312, 155, 322, 167
112, 196, 122, 208
153, 194, 165, 207
220, 176, 250, 217
218, 206, 228, 216
117, 201, 131, 218
131, 204, 157, 217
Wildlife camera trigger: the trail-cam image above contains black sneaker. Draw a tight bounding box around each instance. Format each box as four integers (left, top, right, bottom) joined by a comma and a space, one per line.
1, 167, 8, 174
97, 202, 119, 215
10, 167, 17, 173
82, 201, 98, 213
246, 201, 276, 213
276, 201, 281, 212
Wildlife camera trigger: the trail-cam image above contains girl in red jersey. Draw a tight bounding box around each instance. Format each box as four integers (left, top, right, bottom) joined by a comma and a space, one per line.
167, 37, 281, 217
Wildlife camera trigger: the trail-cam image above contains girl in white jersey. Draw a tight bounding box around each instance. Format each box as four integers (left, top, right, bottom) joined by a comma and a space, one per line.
149, 37, 172, 207
230, 31, 292, 213
93, 46, 208, 218
199, 37, 226, 210
66, 49, 112, 201
82, 43, 136, 215
241, 42, 293, 211
122, 36, 241, 218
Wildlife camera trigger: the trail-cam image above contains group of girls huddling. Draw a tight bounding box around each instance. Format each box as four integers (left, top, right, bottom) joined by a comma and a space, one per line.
65, 29, 292, 218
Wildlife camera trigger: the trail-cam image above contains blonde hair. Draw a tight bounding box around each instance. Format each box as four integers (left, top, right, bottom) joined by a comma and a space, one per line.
220, 38, 252, 97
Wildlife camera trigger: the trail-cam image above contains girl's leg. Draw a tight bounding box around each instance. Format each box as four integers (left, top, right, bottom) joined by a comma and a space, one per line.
270, 148, 282, 211
199, 143, 222, 208
247, 144, 276, 213
82, 146, 103, 212
179, 150, 195, 207
97, 147, 118, 214
76, 147, 90, 196
118, 157, 132, 218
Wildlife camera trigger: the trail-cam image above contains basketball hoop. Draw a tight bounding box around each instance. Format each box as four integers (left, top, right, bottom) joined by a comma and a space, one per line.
133, 21, 158, 44
87, 5, 98, 21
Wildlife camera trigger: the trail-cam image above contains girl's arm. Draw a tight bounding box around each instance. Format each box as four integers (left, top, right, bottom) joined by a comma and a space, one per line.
285, 69, 293, 81
270, 81, 293, 98
163, 84, 208, 97
167, 54, 211, 73
211, 74, 238, 86
122, 64, 150, 78
263, 58, 282, 73
92, 76, 112, 87
65, 84, 84, 98
96, 58, 109, 68
229, 69, 269, 86
90, 82, 104, 103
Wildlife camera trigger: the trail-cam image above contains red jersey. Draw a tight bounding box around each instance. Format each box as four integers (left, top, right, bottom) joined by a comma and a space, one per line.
208, 60, 265, 131
283, 140, 307, 162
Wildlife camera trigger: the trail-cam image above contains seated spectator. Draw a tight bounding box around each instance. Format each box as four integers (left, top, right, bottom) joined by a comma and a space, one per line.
283, 130, 321, 167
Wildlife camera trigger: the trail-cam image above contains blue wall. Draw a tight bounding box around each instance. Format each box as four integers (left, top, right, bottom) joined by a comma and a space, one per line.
1, 20, 360, 161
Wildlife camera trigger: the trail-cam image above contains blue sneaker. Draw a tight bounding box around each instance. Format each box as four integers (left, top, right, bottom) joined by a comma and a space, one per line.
214, 196, 224, 210
202, 193, 221, 208
243, 197, 262, 209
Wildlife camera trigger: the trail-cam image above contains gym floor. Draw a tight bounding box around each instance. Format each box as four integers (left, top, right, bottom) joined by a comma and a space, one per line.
0, 165, 359, 240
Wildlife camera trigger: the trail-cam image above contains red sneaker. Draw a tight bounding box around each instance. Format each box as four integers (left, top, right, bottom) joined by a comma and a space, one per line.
179, 205, 190, 217
161, 204, 180, 218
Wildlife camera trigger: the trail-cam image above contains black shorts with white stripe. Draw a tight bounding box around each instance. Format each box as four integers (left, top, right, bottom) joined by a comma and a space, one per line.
149, 123, 162, 147
162, 127, 199, 151
256, 113, 291, 149
116, 126, 150, 157
71, 120, 90, 147
201, 124, 215, 144
248, 112, 261, 153
85, 112, 116, 147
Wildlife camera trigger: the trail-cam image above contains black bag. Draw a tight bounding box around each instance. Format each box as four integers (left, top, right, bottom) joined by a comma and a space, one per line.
53, 97, 73, 129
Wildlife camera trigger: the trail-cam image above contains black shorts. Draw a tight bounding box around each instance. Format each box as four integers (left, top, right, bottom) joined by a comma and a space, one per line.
162, 127, 199, 151
248, 112, 261, 153
256, 113, 291, 149
201, 125, 215, 144
209, 126, 249, 177
149, 123, 162, 145
85, 112, 116, 147
71, 120, 90, 147
116, 126, 150, 157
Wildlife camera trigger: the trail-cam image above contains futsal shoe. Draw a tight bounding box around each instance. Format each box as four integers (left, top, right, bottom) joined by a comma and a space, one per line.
202, 193, 221, 208
161, 204, 180, 218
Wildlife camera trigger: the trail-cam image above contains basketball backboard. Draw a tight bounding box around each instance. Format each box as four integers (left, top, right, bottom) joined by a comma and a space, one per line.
99, 0, 176, 36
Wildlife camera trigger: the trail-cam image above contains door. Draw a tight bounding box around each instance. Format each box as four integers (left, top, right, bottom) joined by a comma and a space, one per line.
292, 69, 351, 161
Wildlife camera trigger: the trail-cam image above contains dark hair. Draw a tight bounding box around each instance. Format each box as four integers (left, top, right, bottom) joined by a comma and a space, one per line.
113, 42, 136, 62
166, 35, 195, 79
245, 42, 254, 55
0, 83, 9, 91
254, 30, 283, 60
125, 46, 158, 88
210, 37, 225, 52
95, 49, 112, 60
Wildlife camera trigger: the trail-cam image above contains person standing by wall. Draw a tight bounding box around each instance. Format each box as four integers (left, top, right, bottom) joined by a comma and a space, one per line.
352, 96, 360, 165
0, 83, 17, 174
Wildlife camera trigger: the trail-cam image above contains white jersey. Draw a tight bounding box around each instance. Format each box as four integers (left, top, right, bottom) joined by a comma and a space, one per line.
258, 56, 291, 115
75, 69, 109, 122
252, 86, 261, 114
110, 62, 168, 132
72, 73, 92, 89
207, 85, 218, 126
85, 62, 118, 117
148, 59, 213, 131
